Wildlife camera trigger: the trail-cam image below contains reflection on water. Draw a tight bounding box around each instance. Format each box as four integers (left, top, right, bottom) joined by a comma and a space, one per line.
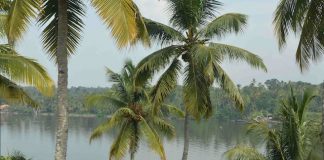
0, 114, 263, 160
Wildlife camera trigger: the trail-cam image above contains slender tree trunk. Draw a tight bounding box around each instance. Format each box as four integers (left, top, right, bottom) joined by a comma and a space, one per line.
130, 152, 134, 160
55, 0, 69, 160
181, 111, 189, 160
321, 81, 324, 159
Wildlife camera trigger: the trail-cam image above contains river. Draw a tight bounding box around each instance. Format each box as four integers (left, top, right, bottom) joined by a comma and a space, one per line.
0, 113, 263, 160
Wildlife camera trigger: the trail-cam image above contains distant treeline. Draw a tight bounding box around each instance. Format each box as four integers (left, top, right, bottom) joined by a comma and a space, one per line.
2, 79, 323, 120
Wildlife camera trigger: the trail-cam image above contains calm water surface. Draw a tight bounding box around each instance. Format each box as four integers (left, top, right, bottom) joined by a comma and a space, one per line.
0, 114, 262, 160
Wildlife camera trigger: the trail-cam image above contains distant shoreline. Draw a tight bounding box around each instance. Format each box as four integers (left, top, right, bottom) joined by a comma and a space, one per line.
0, 111, 109, 118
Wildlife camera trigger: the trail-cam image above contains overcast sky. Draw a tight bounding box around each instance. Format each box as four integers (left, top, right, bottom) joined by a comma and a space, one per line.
16, 0, 324, 87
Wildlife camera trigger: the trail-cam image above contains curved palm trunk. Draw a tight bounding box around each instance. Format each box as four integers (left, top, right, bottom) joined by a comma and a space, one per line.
55, 0, 69, 160
181, 111, 189, 160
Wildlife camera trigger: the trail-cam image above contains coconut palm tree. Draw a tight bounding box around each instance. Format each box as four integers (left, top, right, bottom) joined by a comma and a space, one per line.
273, 0, 324, 153
3, 0, 148, 158
135, 1, 267, 159
225, 88, 321, 160
86, 60, 180, 160
273, 0, 324, 71
0, 1, 54, 107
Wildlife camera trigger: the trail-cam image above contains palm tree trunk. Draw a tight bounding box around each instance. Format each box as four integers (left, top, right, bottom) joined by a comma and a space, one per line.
130, 152, 134, 160
55, 0, 69, 160
181, 111, 189, 160
321, 82, 324, 159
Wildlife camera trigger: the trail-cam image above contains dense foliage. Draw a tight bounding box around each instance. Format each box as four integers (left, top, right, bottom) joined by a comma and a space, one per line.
2, 79, 322, 120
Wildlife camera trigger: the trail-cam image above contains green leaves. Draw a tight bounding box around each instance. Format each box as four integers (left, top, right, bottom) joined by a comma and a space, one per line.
208, 43, 267, 72
212, 63, 244, 110
90, 107, 135, 142
91, 0, 149, 48
167, 0, 222, 30
274, 0, 324, 71
183, 58, 212, 119
0, 75, 38, 108
0, 44, 54, 97
150, 59, 181, 113
6, 0, 40, 44
139, 118, 166, 160
39, 0, 85, 62
202, 13, 247, 39
225, 145, 266, 160
135, 45, 182, 86
144, 18, 185, 45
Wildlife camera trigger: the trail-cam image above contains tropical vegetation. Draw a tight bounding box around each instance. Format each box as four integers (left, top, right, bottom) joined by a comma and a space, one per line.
134, 1, 267, 159
0, 151, 30, 160
86, 60, 183, 160
225, 88, 322, 160
0, 0, 54, 107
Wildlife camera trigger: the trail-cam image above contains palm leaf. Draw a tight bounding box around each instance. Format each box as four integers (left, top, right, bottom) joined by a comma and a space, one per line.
0, 75, 38, 107
150, 116, 175, 139
38, 0, 85, 62
202, 13, 247, 39
212, 63, 244, 110
167, 0, 222, 30
183, 58, 212, 119
150, 58, 181, 113
225, 145, 266, 160
295, 0, 324, 71
85, 93, 127, 113
0, 44, 54, 96
6, 0, 40, 44
109, 121, 133, 160
143, 18, 184, 45
209, 43, 267, 71
91, 0, 149, 48
90, 107, 136, 142
139, 118, 166, 160
135, 45, 182, 86
273, 0, 310, 48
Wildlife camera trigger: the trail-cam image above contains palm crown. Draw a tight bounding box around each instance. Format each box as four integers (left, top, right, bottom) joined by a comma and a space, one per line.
87, 60, 179, 160
136, 0, 267, 119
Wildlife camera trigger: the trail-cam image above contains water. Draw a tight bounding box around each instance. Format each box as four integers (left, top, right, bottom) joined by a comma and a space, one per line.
0, 114, 263, 160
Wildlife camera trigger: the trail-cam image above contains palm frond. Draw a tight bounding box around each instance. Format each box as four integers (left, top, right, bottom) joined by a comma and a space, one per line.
161, 104, 185, 118
91, 0, 149, 48
209, 43, 267, 71
0, 0, 10, 11
0, 75, 38, 107
167, 0, 222, 30
109, 121, 133, 160
135, 45, 182, 86
212, 63, 244, 110
0, 14, 7, 38
90, 107, 135, 142
183, 59, 212, 119
139, 118, 166, 160
0, 44, 54, 96
225, 145, 266, 160
295, 0, 324, 71
106, 67, 130, 102
273, 0, 310, 48
143, 18, 184, 45
150, 116, 175, 139
38, 0, 85, 62
85, 93, 127, 112
150, 58, 181, 113
6, 0, 40, 44
202, 13, 247, 39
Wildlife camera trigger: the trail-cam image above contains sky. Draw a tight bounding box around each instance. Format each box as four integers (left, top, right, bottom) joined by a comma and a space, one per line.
16, 0, 324, 87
